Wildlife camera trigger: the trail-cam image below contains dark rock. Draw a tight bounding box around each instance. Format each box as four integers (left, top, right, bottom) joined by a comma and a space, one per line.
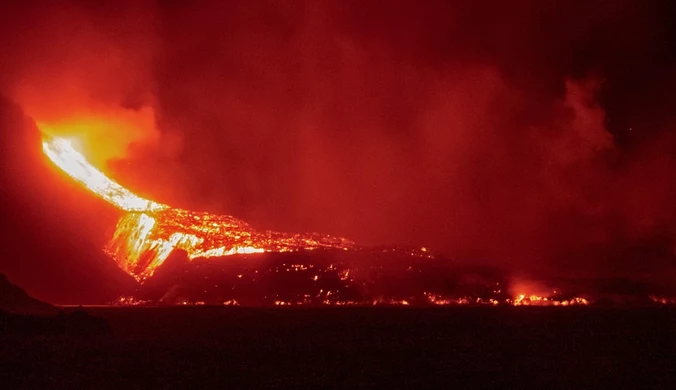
0, 273, 58, 315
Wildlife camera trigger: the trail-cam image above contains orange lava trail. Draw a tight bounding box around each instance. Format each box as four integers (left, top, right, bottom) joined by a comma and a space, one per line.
42, 134, 353, 281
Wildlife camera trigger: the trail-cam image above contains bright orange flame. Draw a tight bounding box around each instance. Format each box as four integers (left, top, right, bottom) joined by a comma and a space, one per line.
41, 132, 354, 281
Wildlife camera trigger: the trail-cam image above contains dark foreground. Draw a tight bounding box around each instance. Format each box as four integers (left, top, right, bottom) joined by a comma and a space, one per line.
2, 307, 675, 389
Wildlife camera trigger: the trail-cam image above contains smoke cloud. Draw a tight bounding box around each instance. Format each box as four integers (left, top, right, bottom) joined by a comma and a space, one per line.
0, 1, 160, 168
2, 0, 676, 277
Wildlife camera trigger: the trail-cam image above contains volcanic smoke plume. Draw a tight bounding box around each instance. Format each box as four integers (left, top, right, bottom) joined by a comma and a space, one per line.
1, 1, 676, 303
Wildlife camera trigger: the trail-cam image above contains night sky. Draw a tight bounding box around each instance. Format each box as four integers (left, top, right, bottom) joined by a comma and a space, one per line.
1, 0, 676, 302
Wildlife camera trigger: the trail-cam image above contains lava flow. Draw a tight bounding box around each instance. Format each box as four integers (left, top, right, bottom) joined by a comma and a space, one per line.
42, 134, 354, 280
38, 129, 662, 307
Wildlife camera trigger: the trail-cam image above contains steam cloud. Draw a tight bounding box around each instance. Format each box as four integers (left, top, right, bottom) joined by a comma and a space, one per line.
2, 0, 676, 277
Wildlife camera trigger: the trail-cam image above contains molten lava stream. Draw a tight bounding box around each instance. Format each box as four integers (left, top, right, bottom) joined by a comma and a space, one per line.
41, 134, 354, 281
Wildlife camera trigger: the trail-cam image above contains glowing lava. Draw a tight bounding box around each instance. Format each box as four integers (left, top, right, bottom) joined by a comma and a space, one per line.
42, 134, 353, 280
42, 136, 166, 212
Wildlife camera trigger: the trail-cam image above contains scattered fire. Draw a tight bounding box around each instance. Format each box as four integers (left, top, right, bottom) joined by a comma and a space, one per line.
509, 294, 589, 306
423, 292, 503, 305
42, 134, 354, 280
112, 294, 592, 307
114, 296, 149, 306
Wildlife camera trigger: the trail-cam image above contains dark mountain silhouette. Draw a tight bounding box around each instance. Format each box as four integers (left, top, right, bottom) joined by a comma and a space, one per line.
0, 273, 58, 315
0, 273, 111, 336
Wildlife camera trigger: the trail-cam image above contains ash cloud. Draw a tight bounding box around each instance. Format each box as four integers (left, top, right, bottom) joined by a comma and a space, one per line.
3, 0, 676, 277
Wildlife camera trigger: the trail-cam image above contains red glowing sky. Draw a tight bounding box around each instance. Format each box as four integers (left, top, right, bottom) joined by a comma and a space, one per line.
1, 0, 676, 302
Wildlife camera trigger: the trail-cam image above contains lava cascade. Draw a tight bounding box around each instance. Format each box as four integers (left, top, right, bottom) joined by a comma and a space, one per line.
42, 135, 353, 280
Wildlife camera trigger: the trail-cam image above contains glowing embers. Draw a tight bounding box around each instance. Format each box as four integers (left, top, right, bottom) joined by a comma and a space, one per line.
41, 137, 166, 212
424, 292, 500, 305
509, 294, 589, 306
112, 294, 592, 307
114, 296, 149, 306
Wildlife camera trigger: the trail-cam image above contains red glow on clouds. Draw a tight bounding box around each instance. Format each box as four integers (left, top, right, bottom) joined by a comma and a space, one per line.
1, 1, 676, 306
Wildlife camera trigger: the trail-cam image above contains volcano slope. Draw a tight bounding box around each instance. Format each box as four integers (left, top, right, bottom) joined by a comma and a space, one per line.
0, 97, 138, 304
